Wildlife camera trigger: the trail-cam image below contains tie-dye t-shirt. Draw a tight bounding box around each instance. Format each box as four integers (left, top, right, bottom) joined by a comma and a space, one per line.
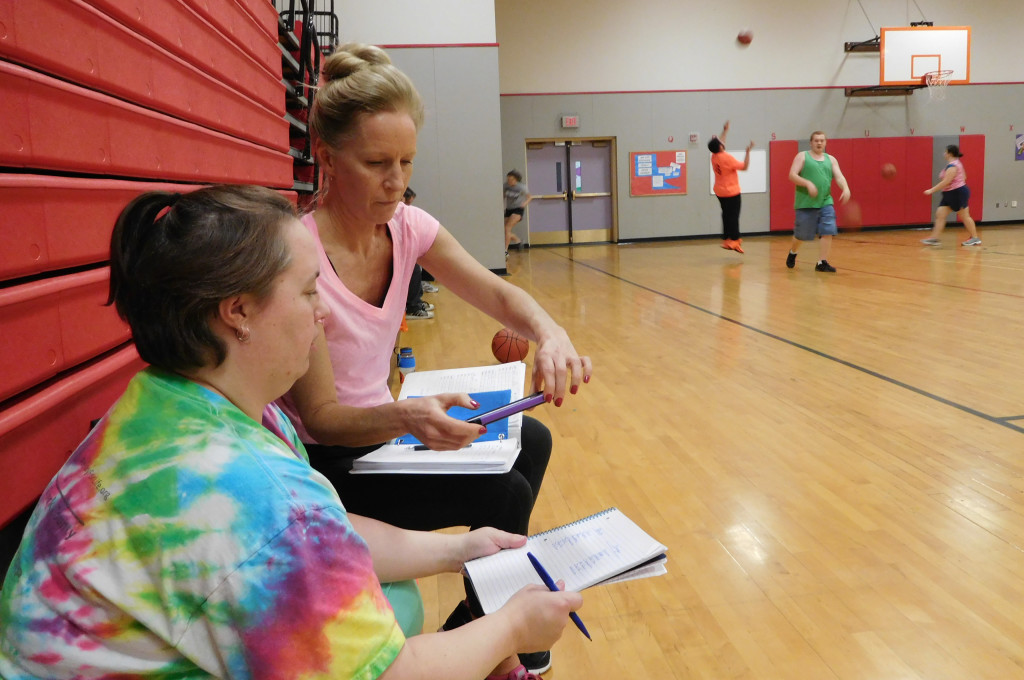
0, 368, 404, 679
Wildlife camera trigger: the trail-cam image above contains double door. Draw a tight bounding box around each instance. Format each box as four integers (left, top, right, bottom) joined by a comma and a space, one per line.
524, 138, 616, 245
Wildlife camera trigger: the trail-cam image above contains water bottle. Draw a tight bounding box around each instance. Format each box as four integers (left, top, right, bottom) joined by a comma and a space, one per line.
397, 347, 416, 383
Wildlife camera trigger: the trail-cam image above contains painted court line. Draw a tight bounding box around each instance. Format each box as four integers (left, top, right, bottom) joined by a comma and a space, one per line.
558, 252, 1024, 436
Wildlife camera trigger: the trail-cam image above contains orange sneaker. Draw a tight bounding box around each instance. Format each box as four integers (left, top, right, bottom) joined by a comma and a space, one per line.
721, 239, 734, 250
732, 239, 744, 254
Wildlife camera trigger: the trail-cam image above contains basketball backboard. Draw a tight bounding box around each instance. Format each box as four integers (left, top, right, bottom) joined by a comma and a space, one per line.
880, 26, 970, 86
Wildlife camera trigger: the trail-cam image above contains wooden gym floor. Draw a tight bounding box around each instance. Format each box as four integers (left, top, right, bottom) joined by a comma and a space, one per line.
401, 223, 1024, 679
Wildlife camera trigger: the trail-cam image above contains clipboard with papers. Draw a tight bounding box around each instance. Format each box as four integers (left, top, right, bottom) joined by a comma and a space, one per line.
349, 362, 527, 474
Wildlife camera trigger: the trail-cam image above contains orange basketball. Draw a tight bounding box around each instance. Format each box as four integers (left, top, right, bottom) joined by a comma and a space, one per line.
491, 328, 529, 363
737, 30, 753, 45
838, 199, 863, 231
881, 162, 897, 180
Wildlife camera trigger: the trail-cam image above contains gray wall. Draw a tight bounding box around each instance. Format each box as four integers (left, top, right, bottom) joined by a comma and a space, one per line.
389, 47, 506, 269
501, 84, 1024, 242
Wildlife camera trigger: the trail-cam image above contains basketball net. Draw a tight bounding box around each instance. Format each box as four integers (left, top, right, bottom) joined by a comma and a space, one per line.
923, 70, 953, 102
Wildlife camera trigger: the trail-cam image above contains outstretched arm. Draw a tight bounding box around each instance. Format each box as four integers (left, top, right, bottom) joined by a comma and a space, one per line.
421, 227, 592, 404
719, 120, 730, 144
741, 141, 754, 170
287, 329, 483, 450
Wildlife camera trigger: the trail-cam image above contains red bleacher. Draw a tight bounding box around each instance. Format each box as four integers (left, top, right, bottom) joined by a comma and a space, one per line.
0, 0, 321, 533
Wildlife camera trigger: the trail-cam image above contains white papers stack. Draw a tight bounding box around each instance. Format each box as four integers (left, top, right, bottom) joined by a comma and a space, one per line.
349, 362, 526, 474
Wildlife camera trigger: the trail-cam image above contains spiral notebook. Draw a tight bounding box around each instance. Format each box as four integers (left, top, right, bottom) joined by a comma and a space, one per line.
464, 507, 668, 615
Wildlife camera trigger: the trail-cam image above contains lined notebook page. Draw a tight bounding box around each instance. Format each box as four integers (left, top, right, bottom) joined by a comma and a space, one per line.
465, 507, 667, 614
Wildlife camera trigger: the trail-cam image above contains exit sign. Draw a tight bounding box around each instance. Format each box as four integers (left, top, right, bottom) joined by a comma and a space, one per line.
561, 114, 580, 128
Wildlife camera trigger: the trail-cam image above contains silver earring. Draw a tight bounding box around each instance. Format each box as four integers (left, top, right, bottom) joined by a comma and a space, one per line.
236, 327, 251, 343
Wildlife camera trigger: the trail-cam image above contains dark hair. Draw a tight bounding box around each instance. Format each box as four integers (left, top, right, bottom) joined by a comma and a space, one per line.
506, 169, 523, 182
108, 185, 296, 372
403, 187, 416, 200
707, 137, 723, 153
311, 43, 424, 150
946, 145, 964, 158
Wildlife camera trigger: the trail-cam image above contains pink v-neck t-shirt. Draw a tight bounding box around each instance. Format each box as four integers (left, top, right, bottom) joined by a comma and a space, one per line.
278, 203, 439, 443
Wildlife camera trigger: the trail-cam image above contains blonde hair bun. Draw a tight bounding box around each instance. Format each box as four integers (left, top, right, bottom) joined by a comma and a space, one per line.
322, 43, 393, 82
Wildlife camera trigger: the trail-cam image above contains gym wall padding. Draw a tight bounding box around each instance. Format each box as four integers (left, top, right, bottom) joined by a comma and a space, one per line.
768, 136, 977, 231
0, 0, 292, 530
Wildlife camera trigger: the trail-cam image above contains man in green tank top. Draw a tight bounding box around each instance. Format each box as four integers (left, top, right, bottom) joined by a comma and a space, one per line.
785, 131, 851, 273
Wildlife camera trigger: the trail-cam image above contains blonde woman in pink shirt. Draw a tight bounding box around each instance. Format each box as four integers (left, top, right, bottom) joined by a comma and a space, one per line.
277, 44, 592, 679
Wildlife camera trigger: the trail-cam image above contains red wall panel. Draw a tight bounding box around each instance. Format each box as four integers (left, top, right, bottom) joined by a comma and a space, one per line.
958, 134, 985, 222
771, 136, 951, 230
769, 140, 798, 231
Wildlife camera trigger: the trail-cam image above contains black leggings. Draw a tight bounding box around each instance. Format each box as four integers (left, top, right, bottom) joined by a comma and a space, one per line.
305, 416, 552, 535
717, 194, 742, 241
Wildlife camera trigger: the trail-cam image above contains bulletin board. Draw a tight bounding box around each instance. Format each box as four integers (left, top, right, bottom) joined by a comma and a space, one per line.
708, 149, 768, 194
629, 150, 687, 196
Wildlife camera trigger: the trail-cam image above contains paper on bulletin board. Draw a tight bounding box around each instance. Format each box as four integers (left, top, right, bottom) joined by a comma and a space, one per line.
630, 150, 687, 196
708, 149, 767, 194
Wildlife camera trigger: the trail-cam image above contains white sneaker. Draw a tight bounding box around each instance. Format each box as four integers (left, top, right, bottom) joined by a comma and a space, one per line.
921, 238, 940, 246
961, 237, 982, 246
421, 281, 439, 293
405, 307, 434, 320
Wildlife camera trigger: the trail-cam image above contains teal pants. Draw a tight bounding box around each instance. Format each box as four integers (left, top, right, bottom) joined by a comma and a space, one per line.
380, 579, 424, 637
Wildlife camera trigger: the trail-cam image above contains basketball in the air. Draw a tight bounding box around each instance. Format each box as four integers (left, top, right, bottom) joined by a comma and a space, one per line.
838, 199, 863, 231
491, 328, 529, 363
737, 30, 753, 45
881, 163, 897, 180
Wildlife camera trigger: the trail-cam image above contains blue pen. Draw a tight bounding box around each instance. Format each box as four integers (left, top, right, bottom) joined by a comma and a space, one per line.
526, 551, 592, 641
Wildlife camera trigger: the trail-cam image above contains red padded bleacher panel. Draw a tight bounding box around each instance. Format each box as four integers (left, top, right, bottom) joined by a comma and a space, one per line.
769, 140, 799, 231
958, 135, 985, 222
0, 175, 208, 282
0, 269, 130, 402
0, 345, 144, 527
58, 269, 132, 368
0, 61, 292, 186
0, 0, 287, 152
82, 0, 284, 114
234, 0, 281, 40
0, 279, 62, 402
181, 0, 281, 78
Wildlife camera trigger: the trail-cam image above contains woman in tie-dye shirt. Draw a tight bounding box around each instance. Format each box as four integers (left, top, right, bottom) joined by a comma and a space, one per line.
0, 186, 580, 680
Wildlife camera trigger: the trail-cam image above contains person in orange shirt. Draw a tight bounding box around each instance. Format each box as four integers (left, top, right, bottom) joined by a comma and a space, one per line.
709, 121, 754, 253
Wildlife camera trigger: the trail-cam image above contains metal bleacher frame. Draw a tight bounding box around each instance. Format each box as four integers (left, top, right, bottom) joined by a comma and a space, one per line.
277, 0, 339, 206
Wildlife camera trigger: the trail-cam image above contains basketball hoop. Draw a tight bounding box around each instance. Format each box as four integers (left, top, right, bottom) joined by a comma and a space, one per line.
923, 70, 953, 101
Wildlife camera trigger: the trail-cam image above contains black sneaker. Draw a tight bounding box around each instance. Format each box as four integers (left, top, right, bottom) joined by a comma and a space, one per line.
815, 260, 836, 273
786, 251, 797, 269
519, 650, 552, 674
439, 599, 475, 632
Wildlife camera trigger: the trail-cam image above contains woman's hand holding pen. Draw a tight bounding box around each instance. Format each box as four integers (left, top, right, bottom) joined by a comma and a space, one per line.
395, 393, 484, 451
500, 584, 584, 654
